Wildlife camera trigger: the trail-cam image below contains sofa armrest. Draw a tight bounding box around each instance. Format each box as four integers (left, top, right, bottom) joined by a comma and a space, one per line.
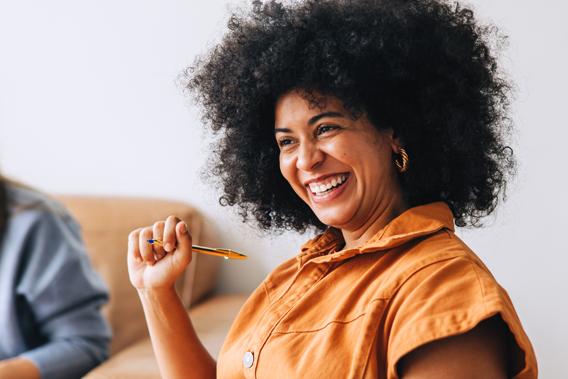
83, 294, 249, 379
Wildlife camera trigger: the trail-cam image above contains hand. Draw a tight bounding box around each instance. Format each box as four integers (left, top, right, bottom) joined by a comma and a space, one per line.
0, 357, 40, 379
128, 216, 193, 291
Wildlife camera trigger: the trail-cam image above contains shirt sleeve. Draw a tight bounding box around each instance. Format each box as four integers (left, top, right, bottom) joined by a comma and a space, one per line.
16, 206, 111, 379
385, 255, 537, 379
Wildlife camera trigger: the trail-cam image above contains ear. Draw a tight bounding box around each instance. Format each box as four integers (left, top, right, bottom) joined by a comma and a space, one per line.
385, 129, 404, 154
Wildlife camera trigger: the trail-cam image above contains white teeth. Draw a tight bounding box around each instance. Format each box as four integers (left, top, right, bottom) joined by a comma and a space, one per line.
309, 174, 349, 194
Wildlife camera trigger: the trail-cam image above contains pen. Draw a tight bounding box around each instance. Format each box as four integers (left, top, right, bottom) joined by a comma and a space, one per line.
147, 239, 247, 260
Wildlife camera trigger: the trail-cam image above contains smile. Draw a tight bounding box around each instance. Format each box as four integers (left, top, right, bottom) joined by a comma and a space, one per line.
308, 173, 349, 196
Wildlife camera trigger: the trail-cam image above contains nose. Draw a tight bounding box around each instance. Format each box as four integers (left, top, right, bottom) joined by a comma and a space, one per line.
296, 140, 325, 171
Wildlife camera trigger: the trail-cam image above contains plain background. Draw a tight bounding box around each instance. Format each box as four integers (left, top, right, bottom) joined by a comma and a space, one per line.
0, 0, 565, 376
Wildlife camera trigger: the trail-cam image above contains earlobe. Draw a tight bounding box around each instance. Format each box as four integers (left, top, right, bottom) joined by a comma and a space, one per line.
391, 142, 402, 154
380, 128, 402, 153
389, 132, 404, 154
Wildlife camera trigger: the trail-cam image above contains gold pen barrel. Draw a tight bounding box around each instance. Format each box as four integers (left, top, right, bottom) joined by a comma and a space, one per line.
147, 240, 247, 260
215, 248, 248, 260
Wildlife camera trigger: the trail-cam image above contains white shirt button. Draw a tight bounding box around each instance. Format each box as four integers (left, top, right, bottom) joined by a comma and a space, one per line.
243, 352, 254, 368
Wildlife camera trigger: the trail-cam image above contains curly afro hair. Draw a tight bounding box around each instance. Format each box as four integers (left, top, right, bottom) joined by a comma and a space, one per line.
183, 0, 516, 232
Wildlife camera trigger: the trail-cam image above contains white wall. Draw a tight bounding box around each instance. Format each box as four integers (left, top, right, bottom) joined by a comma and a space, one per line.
0, 0, 565, 376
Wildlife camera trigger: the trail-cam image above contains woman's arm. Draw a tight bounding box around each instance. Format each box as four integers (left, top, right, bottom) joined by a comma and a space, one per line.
138, 286, 217, 378
128, 217, 216, 379
397, 315, 508, 379
0, 357, 40, 379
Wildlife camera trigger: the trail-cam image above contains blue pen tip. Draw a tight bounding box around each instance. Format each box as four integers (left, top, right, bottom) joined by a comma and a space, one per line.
148, 239, 154, 243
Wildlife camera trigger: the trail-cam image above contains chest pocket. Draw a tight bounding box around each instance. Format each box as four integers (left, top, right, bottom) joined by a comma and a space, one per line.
257, 297, 389, 379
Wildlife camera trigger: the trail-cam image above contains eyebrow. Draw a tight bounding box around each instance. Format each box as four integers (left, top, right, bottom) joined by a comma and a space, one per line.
274, 111, 346, 134
308, 111, 345, 125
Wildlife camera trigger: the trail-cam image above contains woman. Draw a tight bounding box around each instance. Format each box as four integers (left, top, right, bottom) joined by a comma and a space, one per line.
128, 0, 537, 377
0, 178, 111, 379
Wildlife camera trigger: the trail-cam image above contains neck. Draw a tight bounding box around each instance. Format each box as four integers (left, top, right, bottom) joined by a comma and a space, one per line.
340, 195, 409, 251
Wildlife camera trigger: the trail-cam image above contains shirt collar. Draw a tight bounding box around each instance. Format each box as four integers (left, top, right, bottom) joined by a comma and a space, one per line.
297, 202, 455, 267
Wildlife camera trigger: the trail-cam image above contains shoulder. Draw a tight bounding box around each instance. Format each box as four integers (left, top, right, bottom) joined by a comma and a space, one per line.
385, 228, 493, 291
386, 229, 507, 336
384, 230, 537, 379
6, 183, 76, 225
4, 183, 82, 245
2, 183, 90, 286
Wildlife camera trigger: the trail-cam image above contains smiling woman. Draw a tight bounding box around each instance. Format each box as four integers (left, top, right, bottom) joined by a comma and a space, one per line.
126, 0, 537, 378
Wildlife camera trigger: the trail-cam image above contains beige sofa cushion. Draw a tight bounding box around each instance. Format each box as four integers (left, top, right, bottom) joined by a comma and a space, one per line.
53, 196, 221, 355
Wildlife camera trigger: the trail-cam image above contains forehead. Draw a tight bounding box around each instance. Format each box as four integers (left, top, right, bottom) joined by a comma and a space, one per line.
274, 91, 347, 128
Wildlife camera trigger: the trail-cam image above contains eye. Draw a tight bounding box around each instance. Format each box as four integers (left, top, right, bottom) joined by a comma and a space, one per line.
317, 125, 338, 135
277, 137, 295, 149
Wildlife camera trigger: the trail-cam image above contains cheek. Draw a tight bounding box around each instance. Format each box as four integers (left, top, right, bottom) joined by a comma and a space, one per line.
324, 138, 351, 160
279, 155, 307, 198
279, 155, 295, 183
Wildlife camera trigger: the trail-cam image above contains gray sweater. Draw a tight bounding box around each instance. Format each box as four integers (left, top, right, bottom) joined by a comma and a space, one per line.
0, 183, 111, 378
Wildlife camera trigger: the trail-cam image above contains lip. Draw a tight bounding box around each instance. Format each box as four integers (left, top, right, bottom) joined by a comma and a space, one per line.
307, 173, 350, 204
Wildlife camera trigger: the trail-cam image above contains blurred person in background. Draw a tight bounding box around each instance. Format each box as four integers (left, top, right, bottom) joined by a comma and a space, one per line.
0, 177, 111, 379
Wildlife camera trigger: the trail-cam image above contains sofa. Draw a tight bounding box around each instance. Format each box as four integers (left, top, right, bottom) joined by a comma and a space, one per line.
53, 195, 250, 379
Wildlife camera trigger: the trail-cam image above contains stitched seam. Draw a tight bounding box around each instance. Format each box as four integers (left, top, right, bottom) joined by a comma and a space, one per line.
448, 231, 489, 315
365, 226, 447, 253
263, 281, 272, 304
359, 301, 387, 379
466, 253, 489, 315
387, 256, 459, 299
271, 297, 389, 334
271, 314, 366, 334
390, 303, 497, 371
377, 219, 394, 240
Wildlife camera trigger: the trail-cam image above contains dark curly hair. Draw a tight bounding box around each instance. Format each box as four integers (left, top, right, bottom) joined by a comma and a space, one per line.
183, 0, 516, 232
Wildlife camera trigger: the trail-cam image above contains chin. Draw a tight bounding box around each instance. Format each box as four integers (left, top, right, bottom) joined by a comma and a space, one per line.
312, 211, 353, 229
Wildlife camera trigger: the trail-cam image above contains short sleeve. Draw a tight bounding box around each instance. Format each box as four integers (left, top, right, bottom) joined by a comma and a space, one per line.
385, 255, 537, 379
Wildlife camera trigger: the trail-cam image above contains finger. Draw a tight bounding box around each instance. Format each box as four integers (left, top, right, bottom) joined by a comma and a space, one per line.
152, 221, 166, 259
163, 215, 182, 252
174, 221, 193, 267
128, 228, 143, 263
139, 227, 156, 266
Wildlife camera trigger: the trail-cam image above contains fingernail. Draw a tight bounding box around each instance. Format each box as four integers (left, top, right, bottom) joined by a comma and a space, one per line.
136, 257, 142, 263
180, 222, 188, 233
165, 243, 173, 252
156, 253, 164, 260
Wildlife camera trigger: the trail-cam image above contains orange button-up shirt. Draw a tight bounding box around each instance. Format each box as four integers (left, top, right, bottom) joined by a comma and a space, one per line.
217, 202, 537, 378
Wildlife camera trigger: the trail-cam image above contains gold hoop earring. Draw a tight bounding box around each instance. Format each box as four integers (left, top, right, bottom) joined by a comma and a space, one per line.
395, 148, 409, 173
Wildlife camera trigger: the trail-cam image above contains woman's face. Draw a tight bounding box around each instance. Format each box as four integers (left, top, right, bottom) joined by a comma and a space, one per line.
275, 90, 405, 233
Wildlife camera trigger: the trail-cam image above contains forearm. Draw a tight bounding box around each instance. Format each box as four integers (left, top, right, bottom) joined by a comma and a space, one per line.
138, 286, 216, 379
19, 336, 109, 379
0, 357, 40, 379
